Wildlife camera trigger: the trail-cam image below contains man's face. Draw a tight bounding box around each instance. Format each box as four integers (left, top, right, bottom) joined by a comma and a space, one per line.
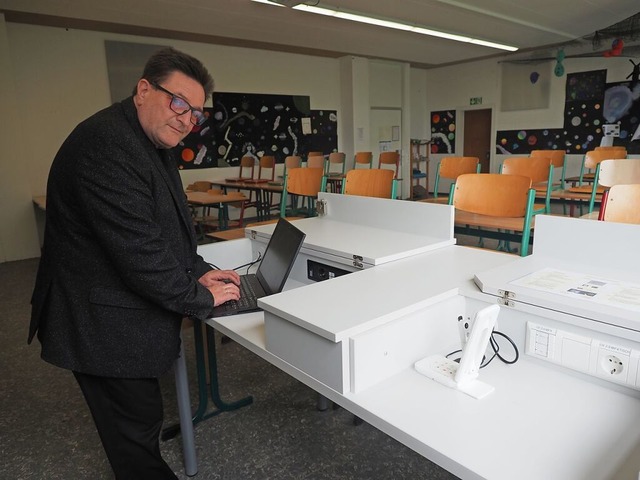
135, 71, 205, 149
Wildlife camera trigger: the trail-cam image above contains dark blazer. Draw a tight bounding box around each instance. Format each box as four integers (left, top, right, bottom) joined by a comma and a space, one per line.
29, 97, 214, 378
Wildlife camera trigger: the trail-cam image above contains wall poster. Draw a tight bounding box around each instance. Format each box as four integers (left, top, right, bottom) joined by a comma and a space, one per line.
495, 68, 640, 155
430, 110, 456, 154
174, 92, 338, 169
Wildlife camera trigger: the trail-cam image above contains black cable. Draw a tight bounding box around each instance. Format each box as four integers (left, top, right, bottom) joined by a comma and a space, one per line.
446, 349, 462, 360
206, 251, 262, 275
483, 330, 519, 367
234, 251, 262, 274
446, 329, 519, 368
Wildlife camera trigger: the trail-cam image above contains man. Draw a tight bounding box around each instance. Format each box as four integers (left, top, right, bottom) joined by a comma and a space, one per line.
29, 47, 240, 479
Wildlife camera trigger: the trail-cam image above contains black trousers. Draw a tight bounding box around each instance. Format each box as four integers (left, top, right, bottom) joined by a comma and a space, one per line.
73, 371, 178, 480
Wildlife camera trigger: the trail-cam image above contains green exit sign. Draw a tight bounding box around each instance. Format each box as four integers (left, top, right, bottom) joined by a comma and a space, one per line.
470, 97, 483, 105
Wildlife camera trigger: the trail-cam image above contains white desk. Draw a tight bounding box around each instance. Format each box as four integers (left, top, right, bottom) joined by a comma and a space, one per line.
183, 198, 640, 480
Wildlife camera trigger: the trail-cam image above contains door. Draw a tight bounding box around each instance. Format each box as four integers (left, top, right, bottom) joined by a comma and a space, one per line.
463, 109, 492, 173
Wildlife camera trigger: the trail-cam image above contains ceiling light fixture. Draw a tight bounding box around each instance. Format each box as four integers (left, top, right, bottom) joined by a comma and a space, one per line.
251, 0, 518, 52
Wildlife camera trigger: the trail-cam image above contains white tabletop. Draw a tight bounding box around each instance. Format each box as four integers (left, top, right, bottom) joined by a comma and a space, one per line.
258, 245, 515, 342
250, 215, 455, 266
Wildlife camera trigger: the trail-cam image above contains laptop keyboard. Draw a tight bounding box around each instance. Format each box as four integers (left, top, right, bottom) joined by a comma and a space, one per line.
224, 276, 259, 310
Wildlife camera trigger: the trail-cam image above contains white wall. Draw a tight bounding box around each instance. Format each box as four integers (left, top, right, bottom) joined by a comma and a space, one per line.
0, 16, 41, 262
1, 20, 348, 260
424, 54, 639, 191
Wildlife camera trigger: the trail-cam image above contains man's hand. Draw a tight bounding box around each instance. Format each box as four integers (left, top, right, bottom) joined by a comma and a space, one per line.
199, 270, 241, 306
198, 269, 240, 287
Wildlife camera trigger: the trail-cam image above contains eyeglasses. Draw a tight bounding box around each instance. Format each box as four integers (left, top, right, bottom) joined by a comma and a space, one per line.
151, 82, 207, 126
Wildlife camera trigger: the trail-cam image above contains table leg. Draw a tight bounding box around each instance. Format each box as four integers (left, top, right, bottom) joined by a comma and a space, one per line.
255, 189, 266, 221
173, 334, 198, 476
163, 321, 253, 461
218, 203, 229, 230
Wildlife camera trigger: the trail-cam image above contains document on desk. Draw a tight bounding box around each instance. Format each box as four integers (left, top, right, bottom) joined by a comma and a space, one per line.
511, 268, 640, 311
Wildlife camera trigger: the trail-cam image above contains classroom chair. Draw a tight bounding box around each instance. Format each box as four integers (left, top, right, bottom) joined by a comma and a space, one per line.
226, 155, 255, 182
325, 152, 347, 192
449, 173, 536, 257
270, 155, 303, 212
586, 158, 640, 220
284, 155, 302, 174
280, 167, 327, 218
256, 155, 276, 182
500, 156, 553, 214
326, 152, 346, 176
354, 152, 373, 169
377, 151, 401, 179
601, 184, 640, 225
306, 153, 326, 169
572, 148, 626, 187
567, 149, 628, 215
530, 149, 566, 189
341, 169, 397, 199
433, 156, 480, 200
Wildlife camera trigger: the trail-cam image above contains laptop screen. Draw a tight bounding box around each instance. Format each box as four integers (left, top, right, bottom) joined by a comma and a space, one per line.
256, 218, 306, 295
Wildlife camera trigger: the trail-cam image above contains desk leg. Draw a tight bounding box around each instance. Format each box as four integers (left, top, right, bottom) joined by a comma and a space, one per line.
163, 321, 253, 444
173, 334, 198, 476
255, 189, 266, 222
217, 203, 229, 230
196, 320, 254, 420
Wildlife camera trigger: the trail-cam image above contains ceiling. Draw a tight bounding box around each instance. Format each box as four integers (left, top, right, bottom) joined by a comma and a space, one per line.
1, 0, 639, 68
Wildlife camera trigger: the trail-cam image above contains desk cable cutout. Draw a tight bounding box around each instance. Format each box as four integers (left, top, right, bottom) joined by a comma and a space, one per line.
446, 329, 519, 368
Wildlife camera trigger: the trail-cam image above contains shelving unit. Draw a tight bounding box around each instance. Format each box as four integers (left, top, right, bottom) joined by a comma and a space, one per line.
410, 139, 431, 200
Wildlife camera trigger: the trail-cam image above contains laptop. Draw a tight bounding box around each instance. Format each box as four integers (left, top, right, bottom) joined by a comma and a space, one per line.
212, 218, 306, 317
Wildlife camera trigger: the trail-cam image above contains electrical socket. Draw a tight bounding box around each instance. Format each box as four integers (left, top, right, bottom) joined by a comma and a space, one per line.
596, 344, 630, 383
526, 322, 640, 391
600, 355, 624, 375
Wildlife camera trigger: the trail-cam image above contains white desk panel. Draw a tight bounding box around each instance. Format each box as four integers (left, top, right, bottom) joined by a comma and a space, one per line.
249, 216, 455, 267
259, 246, 516, 342
316, 192, 454, 238
351, 359, 640, 480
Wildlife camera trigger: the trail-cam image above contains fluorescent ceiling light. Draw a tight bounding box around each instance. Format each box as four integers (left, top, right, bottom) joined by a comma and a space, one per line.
251, 0, 518, 52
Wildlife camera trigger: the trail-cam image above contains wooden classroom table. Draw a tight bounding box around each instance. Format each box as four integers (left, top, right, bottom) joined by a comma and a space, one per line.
211, 180, 283, 221
186, 190, 248, 231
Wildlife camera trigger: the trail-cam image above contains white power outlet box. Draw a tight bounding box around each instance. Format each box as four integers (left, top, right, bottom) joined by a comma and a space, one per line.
525, 321, 640, 390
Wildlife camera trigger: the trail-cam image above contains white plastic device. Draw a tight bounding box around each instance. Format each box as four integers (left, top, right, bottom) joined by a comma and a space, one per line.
415, 304, 500, 399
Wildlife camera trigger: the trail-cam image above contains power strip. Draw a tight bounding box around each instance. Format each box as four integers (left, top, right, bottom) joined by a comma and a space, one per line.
415, 354, 495, 399
415, 304, 500, 400
415, 355, 459, 388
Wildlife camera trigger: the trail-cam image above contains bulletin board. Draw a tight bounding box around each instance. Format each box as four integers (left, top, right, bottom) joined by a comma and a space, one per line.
430, 110, 456, 154
495, 69, 640, 155
174, 92, 338, 169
